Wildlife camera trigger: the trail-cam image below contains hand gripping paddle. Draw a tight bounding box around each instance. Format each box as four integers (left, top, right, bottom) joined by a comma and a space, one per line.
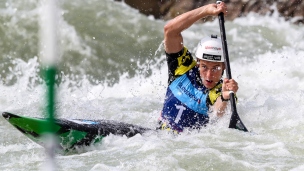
216, 1, 248, 132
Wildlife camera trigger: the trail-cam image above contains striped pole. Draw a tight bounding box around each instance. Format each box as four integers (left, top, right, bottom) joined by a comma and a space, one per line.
39, 0, 60, 170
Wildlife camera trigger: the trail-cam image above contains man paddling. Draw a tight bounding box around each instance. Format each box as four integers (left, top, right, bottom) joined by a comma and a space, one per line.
159, 2, 238, 132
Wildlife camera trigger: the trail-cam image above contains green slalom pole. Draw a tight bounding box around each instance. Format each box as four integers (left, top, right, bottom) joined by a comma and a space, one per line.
39, 0, 60, 170
43, 65, 57, 171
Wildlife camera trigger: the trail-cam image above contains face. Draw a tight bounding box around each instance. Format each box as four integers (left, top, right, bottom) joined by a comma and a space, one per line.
198, 60, 225, 89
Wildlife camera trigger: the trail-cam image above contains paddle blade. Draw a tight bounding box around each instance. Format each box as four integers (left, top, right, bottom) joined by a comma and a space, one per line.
229, 111, 248, 132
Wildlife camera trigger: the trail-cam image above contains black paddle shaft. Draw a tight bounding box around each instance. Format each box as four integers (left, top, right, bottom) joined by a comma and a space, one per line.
216, 1, 248, 132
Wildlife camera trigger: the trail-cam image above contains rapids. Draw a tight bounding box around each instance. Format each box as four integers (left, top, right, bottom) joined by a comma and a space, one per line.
0, 0, 303, 170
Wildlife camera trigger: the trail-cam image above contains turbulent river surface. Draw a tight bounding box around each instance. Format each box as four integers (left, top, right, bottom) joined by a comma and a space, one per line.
0, 0, 304, 170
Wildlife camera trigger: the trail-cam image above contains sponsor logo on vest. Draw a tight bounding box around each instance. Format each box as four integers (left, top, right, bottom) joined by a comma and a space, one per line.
178, 82, 200, 103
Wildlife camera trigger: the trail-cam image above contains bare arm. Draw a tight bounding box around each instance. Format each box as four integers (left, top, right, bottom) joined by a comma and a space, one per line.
164, 2, 227, 53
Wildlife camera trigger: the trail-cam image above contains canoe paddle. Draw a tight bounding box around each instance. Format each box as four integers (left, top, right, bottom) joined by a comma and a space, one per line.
216, 1, 248, 132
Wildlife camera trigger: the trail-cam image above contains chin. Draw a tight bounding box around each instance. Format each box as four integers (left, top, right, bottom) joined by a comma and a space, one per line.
203, 82, 214, 89
206, 85, 214, 90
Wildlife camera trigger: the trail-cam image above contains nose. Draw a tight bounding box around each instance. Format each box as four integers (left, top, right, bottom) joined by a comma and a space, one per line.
205, 69, 213, 78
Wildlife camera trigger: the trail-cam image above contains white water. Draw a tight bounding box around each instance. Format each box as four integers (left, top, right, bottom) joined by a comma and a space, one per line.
1, 0, 304, 170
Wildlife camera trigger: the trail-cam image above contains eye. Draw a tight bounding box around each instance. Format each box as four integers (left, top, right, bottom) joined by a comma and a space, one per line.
211, 66, 221, 72
201, 65, 207, 69
215, 66, 221, 70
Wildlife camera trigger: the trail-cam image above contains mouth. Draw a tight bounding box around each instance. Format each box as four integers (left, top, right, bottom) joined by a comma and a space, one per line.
204, 79, 213, 87
201, 77, 215, 88
206, 79, 213, 83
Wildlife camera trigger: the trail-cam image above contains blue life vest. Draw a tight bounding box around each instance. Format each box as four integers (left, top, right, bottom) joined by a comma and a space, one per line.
160, 47, 223, 132
161, 66, 209, 131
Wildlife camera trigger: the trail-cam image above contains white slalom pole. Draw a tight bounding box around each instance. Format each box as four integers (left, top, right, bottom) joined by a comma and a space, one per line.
39, 0, 60, 170
40, 0, 59, 66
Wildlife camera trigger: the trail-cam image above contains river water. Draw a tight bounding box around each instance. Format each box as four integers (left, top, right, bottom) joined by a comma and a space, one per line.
0, 0, 304, 170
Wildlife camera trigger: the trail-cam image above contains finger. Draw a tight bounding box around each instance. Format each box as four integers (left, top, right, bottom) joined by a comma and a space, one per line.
226, 82, 238, 92
221, 4, 228, 15
215, 3, 223, 12
226, 85, 230, 91
217, 2, 227, 13
229, 79, 237, 85
232, 85, 239, 92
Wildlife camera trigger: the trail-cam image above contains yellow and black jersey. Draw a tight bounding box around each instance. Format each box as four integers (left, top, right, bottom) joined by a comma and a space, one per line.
166, 47, 197, 84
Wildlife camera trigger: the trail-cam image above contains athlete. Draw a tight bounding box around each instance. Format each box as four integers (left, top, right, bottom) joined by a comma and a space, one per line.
159, 2, 239, 132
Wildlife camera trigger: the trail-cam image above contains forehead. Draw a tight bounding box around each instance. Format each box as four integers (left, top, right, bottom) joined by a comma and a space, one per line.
199, 60, 223, 67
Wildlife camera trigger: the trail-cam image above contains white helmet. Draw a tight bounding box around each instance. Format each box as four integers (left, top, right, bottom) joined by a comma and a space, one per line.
195, 35, 224, 62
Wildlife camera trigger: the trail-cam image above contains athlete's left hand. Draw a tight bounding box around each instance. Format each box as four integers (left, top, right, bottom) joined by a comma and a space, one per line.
222, 78, 238, 100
